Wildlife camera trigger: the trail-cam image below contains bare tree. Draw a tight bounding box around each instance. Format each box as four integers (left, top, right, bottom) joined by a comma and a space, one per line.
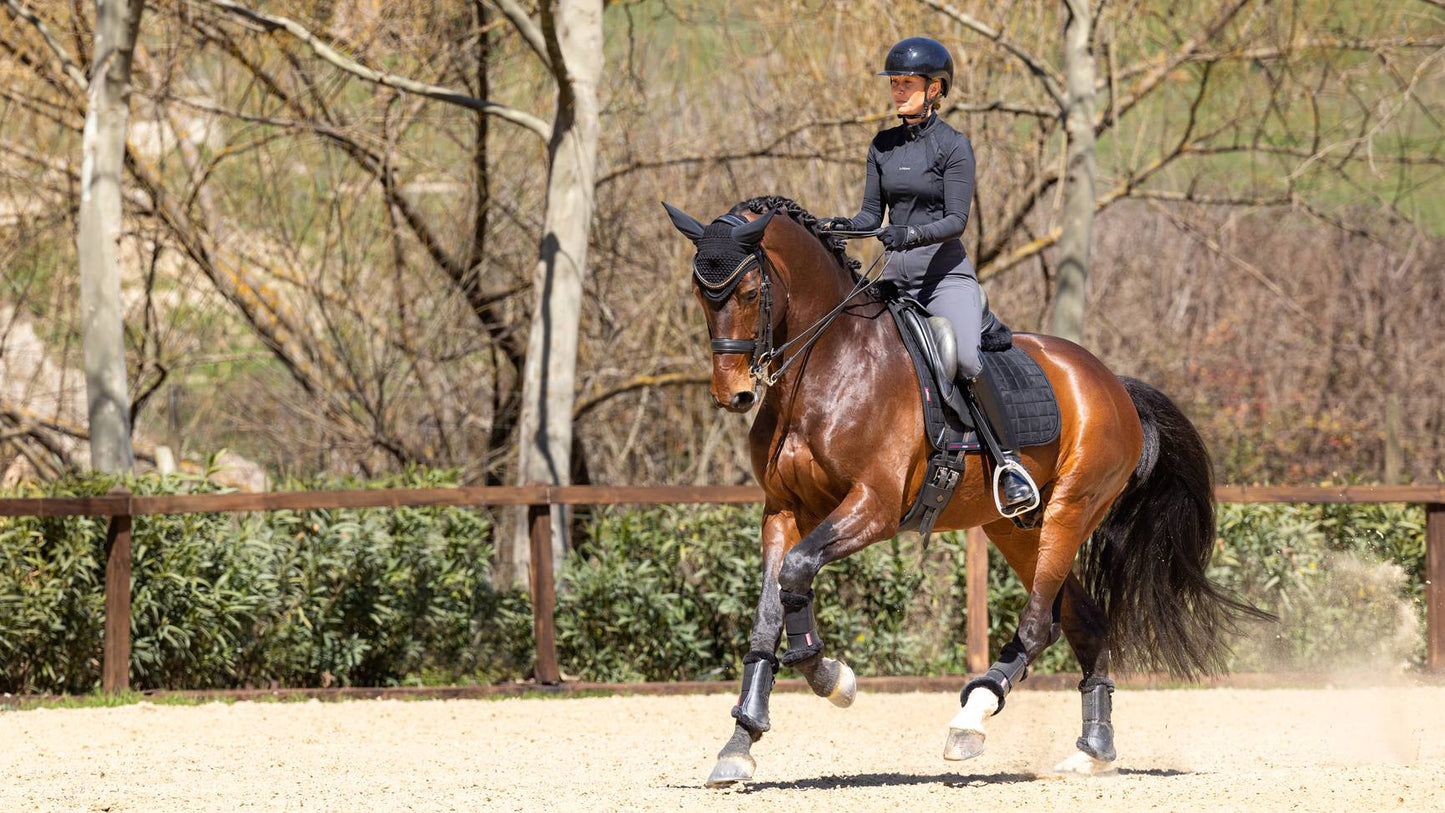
77, 0, 145, 472
508, 0, 604, 587
4, 0, 1443, 495
1053, 0, 1096, 342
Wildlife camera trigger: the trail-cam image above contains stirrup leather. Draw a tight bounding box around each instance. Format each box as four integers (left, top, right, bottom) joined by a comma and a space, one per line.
993, 460, 1041, 519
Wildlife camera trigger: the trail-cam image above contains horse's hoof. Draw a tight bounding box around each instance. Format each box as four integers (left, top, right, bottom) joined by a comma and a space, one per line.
826, 660, 856, 708
705, 754, 756, 788
943, 728, 987, 761
1050, 749, 1118, 776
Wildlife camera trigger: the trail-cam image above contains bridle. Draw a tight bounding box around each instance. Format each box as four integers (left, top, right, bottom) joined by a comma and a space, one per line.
698, 216, 886, 388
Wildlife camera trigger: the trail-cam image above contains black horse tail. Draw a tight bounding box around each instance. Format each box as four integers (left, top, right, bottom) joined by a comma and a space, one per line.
1079, 377, 1274, 679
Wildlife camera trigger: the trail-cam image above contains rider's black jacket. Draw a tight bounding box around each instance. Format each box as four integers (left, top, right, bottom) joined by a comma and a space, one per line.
846, 113, 976, 247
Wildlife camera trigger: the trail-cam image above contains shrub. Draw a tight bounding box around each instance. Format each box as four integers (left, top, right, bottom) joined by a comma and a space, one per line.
0, 472, 1428, 692
0, 468, 532, 694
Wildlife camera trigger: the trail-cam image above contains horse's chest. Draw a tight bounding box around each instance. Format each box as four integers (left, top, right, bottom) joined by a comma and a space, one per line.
766, 432, 835, 502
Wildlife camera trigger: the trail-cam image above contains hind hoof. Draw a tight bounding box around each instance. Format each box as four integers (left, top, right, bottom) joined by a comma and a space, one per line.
943, 728, 987, 761
826, 660, 856, 708
705, 754, 756, 788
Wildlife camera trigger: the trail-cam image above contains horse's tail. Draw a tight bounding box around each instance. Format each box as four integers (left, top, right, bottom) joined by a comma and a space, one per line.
1079, 376, 1273, 679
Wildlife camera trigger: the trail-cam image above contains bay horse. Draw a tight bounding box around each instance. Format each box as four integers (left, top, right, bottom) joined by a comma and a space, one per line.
662, 196, 1266, 787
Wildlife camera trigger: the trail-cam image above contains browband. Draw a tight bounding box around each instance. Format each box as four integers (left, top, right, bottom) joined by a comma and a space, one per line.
693, 252, 759, 300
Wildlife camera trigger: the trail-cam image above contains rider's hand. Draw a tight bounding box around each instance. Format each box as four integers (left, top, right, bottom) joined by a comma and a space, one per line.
817, 217, 853, 232
877, 225, 919, 250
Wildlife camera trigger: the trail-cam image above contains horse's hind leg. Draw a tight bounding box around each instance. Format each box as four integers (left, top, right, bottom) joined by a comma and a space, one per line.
945, 507, 1109, 762
1053, 573, 1119, 775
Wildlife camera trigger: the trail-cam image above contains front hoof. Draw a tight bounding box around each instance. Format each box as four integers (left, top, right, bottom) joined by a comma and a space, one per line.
826, 660, 856, 708
1050, 749, 1118, 776
943, 728, 987, 761
705, 754, 756, 788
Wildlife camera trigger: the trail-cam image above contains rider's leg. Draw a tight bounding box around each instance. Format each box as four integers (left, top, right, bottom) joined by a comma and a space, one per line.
969, 368, 1038, 513
920, 273, 1036, 513
917, 272, 983, 379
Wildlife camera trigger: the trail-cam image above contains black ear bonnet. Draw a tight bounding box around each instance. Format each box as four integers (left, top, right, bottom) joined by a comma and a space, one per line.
691, 213, 759, 302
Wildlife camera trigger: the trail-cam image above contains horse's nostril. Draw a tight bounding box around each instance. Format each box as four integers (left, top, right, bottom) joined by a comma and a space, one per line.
730, 391, 756, 410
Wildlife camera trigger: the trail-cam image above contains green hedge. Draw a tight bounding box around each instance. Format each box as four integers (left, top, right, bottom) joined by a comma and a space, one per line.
0, 470, 533, 694
0, 472, 1429, 693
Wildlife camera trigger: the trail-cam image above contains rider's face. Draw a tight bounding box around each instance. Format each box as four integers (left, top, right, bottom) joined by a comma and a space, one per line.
890, 75, 938, 117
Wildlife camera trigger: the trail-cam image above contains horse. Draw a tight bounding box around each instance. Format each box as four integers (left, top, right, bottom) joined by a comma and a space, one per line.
662, 195, 1268, 787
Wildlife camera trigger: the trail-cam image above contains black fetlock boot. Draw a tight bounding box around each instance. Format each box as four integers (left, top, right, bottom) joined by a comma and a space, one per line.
964, 370, 1039, 518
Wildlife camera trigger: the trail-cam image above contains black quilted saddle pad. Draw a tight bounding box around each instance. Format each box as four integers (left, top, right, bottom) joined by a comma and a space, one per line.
981, 344, 1061, 450
885, 296, 1061, 453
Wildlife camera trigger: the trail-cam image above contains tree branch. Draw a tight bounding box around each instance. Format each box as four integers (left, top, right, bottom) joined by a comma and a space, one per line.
1096, 0, 1252, 135
489, 0, 551, 71
917, 0, 1066, 107
194, 0, 552, 142
573, 373, 711, 420
2, 0, 88, 90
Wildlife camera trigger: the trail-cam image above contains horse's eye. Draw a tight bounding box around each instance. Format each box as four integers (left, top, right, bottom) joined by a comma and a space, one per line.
739, 289, 758, 303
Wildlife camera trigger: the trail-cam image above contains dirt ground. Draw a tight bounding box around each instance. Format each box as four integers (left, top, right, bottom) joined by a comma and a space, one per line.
2, 686, 1443, 812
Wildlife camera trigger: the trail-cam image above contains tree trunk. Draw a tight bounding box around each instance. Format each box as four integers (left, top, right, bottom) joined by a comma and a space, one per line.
1050, 0, 1097, 344
503, 0, 604, 589
77, 0, 146, 474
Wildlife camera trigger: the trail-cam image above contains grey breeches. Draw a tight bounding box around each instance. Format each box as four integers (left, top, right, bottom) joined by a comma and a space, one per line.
919, 273, 982, 379
883, 241, 982, 379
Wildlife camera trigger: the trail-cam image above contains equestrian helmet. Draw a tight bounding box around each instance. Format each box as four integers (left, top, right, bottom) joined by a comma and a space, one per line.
877, 37, 954, 97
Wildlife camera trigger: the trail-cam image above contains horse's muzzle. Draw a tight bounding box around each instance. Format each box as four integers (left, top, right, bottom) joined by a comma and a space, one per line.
711, 387, 757, 413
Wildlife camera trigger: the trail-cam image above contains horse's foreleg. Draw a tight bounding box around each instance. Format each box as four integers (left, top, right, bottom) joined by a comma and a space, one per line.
775, 487, 893, 704
706, 509, 793, 788
1053, 573, 1118, 775
781, 593, 857, 708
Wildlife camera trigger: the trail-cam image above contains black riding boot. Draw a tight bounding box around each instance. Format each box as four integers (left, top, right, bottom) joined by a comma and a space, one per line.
966, 370, 1038, 516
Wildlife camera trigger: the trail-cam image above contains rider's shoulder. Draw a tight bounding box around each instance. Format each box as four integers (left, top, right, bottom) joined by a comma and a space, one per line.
933, 117, 970, 142
871, 123, 910, 150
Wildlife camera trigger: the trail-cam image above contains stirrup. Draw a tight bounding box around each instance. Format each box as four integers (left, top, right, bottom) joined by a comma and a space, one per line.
993, 460, 1041, 519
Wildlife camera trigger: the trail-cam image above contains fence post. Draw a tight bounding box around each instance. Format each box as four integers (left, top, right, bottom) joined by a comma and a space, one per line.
1428, 503, 1444, 672
102, 487, 133, 693
528, 488, 561, 684
965, 526, 989, 674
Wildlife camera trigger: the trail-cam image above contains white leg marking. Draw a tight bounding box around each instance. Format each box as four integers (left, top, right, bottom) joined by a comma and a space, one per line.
943, 688, 999, 761
949, 687, 999, 734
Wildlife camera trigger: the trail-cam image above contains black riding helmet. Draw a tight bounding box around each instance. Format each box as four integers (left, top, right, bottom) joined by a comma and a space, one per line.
877, 36, 954, 98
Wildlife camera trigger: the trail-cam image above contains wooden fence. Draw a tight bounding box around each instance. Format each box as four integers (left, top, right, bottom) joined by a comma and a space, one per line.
1, 483, 1442, 692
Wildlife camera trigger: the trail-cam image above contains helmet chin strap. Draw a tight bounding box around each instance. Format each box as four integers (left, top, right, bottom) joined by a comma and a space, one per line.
899, 84, 936, 128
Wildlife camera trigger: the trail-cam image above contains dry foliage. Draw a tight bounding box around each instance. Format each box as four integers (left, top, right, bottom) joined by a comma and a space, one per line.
2, 0, 1442, 487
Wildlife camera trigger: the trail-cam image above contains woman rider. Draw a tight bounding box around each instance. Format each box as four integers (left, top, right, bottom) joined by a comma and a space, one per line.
819, 37, 1037, 515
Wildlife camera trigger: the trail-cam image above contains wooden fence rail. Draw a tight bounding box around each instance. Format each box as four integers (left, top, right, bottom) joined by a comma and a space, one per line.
2, 484, 1443, 691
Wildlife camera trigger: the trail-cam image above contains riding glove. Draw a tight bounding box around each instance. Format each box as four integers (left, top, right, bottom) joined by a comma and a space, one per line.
877, 224, 920, 250
817, 217, 854, 232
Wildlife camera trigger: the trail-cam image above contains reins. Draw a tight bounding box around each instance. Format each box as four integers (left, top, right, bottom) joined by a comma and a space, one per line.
730, 229, 887, 388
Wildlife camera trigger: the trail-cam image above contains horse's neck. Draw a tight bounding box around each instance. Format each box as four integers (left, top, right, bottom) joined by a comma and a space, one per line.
769, 245, 856, 343
761, 239, 879, 407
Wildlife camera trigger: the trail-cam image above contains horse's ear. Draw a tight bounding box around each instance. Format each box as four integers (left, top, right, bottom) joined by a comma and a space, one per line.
731, 209, 774, 246
661, 201, 705, 243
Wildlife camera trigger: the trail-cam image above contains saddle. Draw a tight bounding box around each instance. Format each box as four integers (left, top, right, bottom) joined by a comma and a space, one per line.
878, 283, 1061, 537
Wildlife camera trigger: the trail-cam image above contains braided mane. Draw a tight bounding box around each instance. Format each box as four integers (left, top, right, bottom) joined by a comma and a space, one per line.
730, 196, 862, 275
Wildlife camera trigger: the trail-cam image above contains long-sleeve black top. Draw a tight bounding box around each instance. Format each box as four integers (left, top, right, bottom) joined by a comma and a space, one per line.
847, 113, 976, 248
